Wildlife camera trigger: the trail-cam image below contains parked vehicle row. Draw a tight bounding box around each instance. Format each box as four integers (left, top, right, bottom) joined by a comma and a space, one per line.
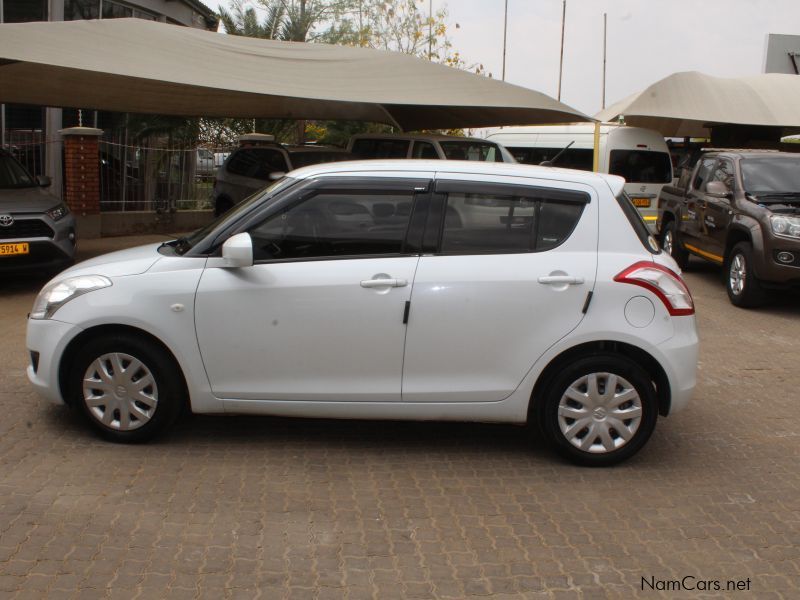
26, 160, 698, 466
657, 149, 800, 307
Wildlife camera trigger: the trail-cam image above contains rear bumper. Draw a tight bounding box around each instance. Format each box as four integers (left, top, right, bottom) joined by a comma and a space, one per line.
654, 316, 698, 415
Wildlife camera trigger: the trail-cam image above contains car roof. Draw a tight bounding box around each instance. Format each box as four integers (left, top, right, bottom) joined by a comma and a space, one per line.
702, 148, 799, 158
350, 133, 498, 143
287, 159, 625, 195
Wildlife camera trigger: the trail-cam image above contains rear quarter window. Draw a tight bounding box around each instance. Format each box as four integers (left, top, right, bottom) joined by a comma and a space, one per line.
351, 139, 410, 159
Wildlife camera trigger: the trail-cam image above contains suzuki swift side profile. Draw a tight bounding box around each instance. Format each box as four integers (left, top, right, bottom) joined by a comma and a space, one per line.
26, 161, 698, 466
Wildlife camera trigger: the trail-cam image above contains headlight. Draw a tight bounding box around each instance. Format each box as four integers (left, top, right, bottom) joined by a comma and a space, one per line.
770, 215, 800, 240
46, 203, 69, 221
30, 275, 112, 320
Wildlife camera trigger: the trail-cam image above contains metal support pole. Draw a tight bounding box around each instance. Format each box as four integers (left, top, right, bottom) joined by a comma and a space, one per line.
502, 0, 508, 81
602, 13, 607, 109
557, 0, 566, 101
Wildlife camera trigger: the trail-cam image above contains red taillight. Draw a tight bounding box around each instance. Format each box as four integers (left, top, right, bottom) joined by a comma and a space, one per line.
614, 261, 695, 316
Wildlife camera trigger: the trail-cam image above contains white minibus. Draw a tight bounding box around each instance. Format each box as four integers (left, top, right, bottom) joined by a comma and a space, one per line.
485, 124, 673, 229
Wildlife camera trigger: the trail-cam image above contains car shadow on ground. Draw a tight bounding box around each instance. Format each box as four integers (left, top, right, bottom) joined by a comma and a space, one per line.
40, 400, 689, 471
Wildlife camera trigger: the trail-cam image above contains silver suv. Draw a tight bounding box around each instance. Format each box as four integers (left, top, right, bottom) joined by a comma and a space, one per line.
0, 150, 75, 274
212, 144, 352, 215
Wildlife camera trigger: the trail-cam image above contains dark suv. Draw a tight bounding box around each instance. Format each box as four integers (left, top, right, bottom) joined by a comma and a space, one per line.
0, 150, 75, 274
658, 150, 800, 307
212, 144, 352, 215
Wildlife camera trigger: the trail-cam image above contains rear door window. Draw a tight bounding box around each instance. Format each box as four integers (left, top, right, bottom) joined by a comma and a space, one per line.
437, 184, 588, 254
439, 142, 503, 162
609, 150, 672, 183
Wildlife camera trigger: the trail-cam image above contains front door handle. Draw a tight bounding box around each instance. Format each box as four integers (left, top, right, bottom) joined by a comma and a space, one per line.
538, 275, 584, 285
360, 277, 408, 288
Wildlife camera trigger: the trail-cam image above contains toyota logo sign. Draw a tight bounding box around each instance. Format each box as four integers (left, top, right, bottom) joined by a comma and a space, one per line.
0, 215, 14, 227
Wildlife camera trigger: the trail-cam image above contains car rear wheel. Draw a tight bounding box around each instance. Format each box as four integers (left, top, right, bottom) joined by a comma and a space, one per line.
660, 220, 689, 269
726, 242, 767, 308
539, 355, 658, 467
69, 334, 184, 442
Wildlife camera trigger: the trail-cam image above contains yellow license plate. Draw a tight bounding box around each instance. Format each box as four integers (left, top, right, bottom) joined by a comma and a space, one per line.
631, 197, 651, 208
0, 242, 29, 256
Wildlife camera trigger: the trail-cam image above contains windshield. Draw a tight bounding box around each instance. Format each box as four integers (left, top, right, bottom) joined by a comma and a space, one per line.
175, 176, 297, 255
439, 141, 503, 162
741, 157, 800, 195
609, 150, 672, 184
0, 153, 36, 189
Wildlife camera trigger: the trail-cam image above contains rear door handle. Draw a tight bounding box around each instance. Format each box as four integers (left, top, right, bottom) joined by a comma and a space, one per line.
538, 275, 584, 285
360, 278, 408, 288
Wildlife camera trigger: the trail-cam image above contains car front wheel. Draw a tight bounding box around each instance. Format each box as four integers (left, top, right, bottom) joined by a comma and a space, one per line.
539, 355, 658, 466
69, 334, 184, 442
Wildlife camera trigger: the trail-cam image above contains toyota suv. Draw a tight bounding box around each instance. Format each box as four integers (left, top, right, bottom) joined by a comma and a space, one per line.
0, 150, 75, 274
27, 160, 698, 466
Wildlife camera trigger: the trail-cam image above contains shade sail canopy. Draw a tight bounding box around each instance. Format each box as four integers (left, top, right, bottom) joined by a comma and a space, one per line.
595, 71, 800, 137
0, 18, 590, 130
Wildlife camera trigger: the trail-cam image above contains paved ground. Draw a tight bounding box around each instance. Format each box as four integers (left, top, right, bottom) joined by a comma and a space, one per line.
1, 236, 799, 599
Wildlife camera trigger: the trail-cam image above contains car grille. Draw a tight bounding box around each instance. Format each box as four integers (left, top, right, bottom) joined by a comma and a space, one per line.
0, 219, 54, 240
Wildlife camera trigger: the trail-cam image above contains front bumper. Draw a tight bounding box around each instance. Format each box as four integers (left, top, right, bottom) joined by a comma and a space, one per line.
26, 317, 84, 405
0, 215, 76, 274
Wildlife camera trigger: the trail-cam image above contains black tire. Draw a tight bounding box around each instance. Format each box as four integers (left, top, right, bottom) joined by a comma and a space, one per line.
214, 196, 233, 217
725, 242, 768, 308
660, 219, 689, 269
68, 334, 185, 443
537, 355, 658, 467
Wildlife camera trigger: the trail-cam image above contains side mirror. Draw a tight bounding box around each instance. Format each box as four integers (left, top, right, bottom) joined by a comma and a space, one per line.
221, 232, 253, 268
36, 175, 52, 187
706, 181, 732, 198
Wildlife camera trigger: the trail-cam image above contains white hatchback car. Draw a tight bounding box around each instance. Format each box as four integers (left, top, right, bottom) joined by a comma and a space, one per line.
27, 161, 698, 466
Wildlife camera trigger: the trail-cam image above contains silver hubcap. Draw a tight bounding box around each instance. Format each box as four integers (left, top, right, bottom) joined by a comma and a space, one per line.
82, 353, 158, 431
558, 372, 643, 454
663, 230, 673, 255
729, 254, 746, 296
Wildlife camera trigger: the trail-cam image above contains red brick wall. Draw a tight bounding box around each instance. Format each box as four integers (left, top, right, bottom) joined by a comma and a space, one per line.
62, 134, 100, 216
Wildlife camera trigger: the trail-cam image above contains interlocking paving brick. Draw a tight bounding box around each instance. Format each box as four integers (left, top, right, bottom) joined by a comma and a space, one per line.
1, 243, 800, 598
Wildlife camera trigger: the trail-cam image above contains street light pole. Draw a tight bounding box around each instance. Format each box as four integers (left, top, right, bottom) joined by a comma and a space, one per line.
428, 0, 433, 60
502, 0, 508, 81
602, 12, 607, 109
557, 0, 566, 101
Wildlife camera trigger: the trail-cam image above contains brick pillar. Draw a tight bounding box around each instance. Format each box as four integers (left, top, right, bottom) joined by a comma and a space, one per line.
60, 127, 103, 239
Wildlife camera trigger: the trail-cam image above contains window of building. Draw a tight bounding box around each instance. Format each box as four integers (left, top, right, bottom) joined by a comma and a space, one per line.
102, 1, 133, 19
64, 0, 100, 20
2, 0, 47, 22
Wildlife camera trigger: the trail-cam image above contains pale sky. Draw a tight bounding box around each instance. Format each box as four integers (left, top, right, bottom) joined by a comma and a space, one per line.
216, 0, 800, 117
